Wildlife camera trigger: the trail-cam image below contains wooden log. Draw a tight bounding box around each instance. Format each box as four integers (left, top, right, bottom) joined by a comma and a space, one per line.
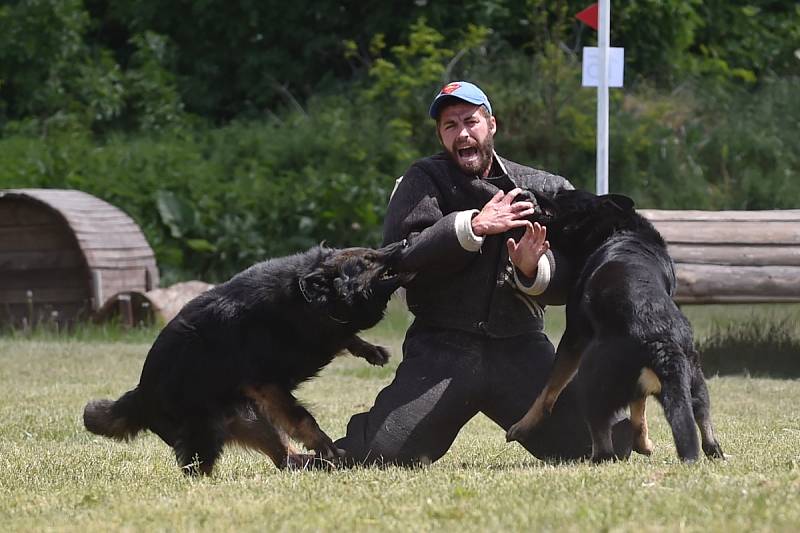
93, 281, 214, 325
144, 281, 215, 322
650, 220, 800, 245
673, 264, 800, 303
667, 244, 800, 267
640, 209, 800, 222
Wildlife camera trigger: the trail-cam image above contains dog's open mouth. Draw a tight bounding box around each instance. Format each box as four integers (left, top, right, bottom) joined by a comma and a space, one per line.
377, 266, 415, 286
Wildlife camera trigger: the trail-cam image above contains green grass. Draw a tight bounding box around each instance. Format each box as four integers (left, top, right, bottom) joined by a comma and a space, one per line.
1, 301, 799, 532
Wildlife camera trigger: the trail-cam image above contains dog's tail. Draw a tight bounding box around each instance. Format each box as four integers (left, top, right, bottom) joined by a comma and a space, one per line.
650, 343, 701, 462
83, 388, 146, 441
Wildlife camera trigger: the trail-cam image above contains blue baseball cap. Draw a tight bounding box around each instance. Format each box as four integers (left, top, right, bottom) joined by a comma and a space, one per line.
428, 81, 492, 119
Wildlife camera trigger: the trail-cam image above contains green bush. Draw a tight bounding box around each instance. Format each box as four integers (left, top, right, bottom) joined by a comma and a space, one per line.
1, 15, 798, 283
0, 95, 415, 282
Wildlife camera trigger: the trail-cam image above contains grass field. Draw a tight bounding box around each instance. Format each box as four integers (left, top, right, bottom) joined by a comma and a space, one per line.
1, 301, 799, 532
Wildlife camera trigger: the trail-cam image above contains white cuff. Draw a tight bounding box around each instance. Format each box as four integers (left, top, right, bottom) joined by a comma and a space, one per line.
454, 210, 484, 252
514, 254, 551, 296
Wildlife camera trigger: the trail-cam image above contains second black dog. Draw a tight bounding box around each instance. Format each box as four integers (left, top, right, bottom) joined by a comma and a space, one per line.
506, 190, 724, 462
84, 241, 410, 475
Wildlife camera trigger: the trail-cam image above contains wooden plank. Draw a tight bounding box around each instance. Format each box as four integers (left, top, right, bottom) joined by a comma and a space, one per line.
641, 209, 800, 222
0, 268, 88, 289
0, 200, 60, 226
60, 207, 127, 217
0, 250, 86, 270
668, 244, 800, 267
675, 294, 800, 304
82, 257, 156, 269
0, 287, 90, 304
674, 264, 800, 301
82, 249, 156, 264
65, 221, 142, 234
0, 225, 75, 251
77, 239, 153, 250
98, 268, 150, 296
75, 232, 151, 246
652, 220, 800, 245
61, 211, 134, 222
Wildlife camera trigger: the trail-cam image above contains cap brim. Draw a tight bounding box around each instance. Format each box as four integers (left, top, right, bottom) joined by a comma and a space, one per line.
429, 94, 487, 119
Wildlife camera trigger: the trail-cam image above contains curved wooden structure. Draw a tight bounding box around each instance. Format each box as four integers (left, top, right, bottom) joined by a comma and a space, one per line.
95, 281, 214, 326
640, 209, 800, 304
0, 188, 159, 327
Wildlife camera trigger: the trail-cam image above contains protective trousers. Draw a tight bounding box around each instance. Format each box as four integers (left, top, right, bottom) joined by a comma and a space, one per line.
335, 321, 631, 465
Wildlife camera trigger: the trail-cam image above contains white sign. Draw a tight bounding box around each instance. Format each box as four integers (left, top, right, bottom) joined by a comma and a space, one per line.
582, 47, 625, 88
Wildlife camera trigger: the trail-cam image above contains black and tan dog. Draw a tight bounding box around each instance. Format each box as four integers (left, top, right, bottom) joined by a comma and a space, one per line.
84, 242, 410, 475
506, 190, 724, 462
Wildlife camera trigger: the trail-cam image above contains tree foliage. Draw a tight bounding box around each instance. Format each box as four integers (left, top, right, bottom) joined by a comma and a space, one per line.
0, 0, 798, 281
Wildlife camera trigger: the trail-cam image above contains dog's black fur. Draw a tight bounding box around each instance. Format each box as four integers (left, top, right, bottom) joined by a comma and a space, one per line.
506, 189, 724, 462
84, 241, 410, 475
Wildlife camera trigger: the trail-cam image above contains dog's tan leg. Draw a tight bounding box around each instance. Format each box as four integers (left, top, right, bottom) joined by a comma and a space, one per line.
630, 397, 654, 456
225, 409, 299, 468
506, 335, 585, 442
243, 385, 342, 460
631, 368, 661, 456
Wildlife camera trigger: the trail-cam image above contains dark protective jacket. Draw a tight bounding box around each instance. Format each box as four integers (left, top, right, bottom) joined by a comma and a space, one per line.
383, 152, 574, 338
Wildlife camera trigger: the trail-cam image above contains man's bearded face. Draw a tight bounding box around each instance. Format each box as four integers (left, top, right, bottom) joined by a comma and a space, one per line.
437, 103, 497, 177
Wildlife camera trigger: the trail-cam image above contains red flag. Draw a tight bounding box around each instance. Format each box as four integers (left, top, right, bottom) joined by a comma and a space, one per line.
576, 3, 599, 31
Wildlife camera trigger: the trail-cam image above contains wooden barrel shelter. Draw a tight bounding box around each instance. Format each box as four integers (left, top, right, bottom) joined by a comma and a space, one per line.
641, 209, 800, 304
0, 188, 159, 327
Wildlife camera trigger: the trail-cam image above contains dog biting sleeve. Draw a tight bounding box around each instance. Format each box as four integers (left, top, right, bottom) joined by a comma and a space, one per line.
513, 254, 551, 296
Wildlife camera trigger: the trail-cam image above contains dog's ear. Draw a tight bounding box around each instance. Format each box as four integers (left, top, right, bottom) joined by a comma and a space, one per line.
301, 270, 330, 304
531, 191, 558, 219
601, 194, 635, 212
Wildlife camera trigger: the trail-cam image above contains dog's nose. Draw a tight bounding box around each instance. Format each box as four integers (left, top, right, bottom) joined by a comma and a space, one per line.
379, 240, 406, 258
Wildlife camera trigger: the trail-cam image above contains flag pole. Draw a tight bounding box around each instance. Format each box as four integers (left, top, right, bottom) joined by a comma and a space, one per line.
596, 0, 610, 195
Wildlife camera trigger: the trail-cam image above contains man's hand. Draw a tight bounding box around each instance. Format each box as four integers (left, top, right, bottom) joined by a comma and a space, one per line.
506, 221, 549, 278
471, 188, 536, 237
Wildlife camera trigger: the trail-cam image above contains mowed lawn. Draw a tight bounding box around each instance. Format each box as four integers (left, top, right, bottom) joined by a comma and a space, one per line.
1, 302, 799, 532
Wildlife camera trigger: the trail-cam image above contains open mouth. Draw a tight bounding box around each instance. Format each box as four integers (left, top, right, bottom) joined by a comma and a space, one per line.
457, 146, 479, 160
377, 266, 415, 285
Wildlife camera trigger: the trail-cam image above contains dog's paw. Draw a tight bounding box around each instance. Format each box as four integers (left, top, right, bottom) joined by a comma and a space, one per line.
505, 422, 528, 443
283, 453, 317, 470
315, 445, 346, 465
591, 451, 618, 464
703, 441, 725, 460
633, 437, 654, 456
363, 345, 391, 366
284, 453, 340, 471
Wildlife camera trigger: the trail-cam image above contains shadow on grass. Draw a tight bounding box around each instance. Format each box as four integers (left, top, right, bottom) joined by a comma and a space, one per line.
699, 316, 800, 378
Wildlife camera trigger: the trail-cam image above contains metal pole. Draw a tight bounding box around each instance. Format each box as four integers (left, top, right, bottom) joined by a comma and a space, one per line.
596, 0, 610, 195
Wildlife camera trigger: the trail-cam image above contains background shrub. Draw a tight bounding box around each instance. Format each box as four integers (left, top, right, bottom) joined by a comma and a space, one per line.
1, 2, 798, 281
